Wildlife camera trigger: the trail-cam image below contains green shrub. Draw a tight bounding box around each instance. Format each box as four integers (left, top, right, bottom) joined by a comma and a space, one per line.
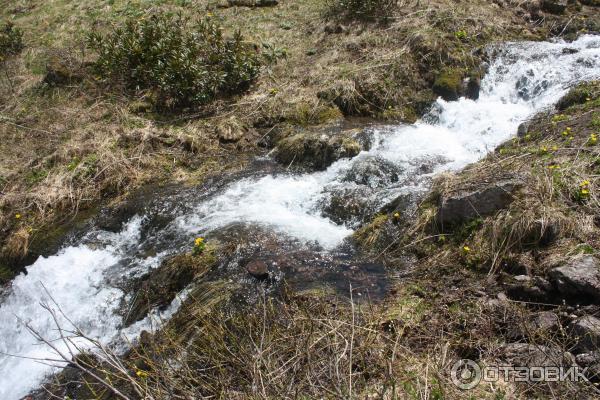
327, 0, 397, 21
0, 22, 24, 61
87, 14, 261, 110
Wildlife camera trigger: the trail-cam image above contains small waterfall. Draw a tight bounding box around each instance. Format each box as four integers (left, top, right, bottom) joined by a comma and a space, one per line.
0, 35, 599, 399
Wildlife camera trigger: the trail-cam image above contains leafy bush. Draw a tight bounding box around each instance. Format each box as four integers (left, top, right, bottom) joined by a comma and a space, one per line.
87, 14, 261, 110
327, 0, 397, 21
0, 22, 24, 61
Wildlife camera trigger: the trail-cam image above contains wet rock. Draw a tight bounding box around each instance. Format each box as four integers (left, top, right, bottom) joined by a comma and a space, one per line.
562, 47, 580, 54
549, 256, 600, 301
502, 343, 575, 366
246, 259, 269, 280
322, 187, 372, 226
541, 0, 568, 13
432, 69, 463, 101
463, 76, 481, 100
436, 178, 523, 228
124, 253, 215, 326
342, 156, 401, 188
274, 132, 361, 170
571, 315, 600, 352
517, 120, 531, 137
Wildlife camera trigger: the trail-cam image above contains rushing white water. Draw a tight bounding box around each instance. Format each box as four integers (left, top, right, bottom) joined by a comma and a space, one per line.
0, 35, 599, 399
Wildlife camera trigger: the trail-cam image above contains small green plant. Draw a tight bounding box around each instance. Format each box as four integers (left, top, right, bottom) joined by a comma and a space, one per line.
0, 22, 24, 61
327, 0, 397, 21
454, 29, 468, 41
193, 237, 206, 256
87, 14, 262, 110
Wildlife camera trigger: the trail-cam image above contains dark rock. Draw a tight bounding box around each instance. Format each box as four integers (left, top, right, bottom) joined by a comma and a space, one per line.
322, 187, 371, 226
463, 76, 481, 100
562, 47, 580, 54
517, 120, 531, 137
532, 311, 561, 331
432, 69, 463, 101
274, 132, 361, 170
436, 178, 522, 228
541, 0, 568, 13
571, 315, 600, 352
505, 275, 553, 302
342, 156, 401, 188
246, 260, 269, 280
124, 254, 214, 326
549, 256, 600, 301
502, 343, 575, 366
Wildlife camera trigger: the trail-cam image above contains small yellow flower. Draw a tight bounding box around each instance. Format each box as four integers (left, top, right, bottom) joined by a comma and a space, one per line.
136, 369, 149, 378
588, 134, 598, 145
15, 213, 21, 219
195, 237, 205, 246
462, 246, 471, 253
552, 145, 558, 152
581, 189, 590, 195
206, 12, 214, 17
580, 180, 590, 187
586, 97, 591, 102
566, 127, 572, 131
393, 212, 401, 219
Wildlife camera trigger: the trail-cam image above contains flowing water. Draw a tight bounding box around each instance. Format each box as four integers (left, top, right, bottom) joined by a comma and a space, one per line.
1, 35, 600, 399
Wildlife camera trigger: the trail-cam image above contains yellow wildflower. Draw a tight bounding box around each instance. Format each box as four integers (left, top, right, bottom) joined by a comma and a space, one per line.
580, 180, 590, 187
195, 237, 205, 246
462, 246, 471, 253
15, 213, 21, 219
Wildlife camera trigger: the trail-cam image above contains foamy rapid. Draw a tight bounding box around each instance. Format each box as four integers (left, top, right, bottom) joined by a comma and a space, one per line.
1, 35, 599, 399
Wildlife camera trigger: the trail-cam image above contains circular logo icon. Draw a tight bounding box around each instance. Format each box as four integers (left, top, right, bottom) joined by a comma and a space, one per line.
450, 359, 482, 390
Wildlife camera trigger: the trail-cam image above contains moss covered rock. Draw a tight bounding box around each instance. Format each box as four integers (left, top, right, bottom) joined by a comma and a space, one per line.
432, 69, 463, 101
274, 130, 362, 170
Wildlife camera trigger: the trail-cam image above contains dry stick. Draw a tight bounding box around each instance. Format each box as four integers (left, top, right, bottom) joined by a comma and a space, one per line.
348, 284, 355, 399
23, 315, 132, 400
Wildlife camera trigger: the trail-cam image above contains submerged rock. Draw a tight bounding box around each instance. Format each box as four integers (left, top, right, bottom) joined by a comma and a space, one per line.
549, 256, 600, 301
246, 259, 269, 280
342, 156, 401, 188
436, 178, 522, 228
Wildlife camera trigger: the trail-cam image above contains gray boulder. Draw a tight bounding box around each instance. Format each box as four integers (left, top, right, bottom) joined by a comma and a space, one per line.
436, 178, 522, 228
549, 256, 600, 301
502, 343, 575, 367
571, 315, 600, 352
